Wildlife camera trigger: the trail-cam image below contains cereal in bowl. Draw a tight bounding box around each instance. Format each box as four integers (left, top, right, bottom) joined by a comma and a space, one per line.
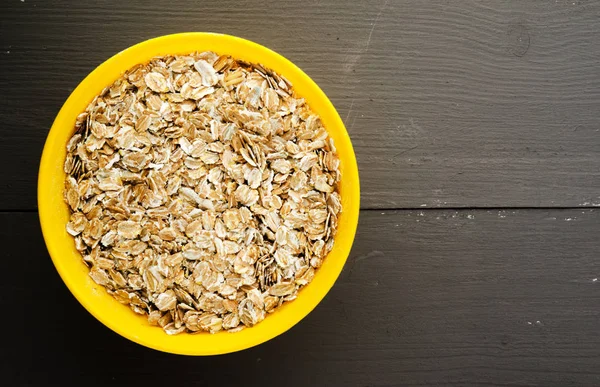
63, 52, 341, 334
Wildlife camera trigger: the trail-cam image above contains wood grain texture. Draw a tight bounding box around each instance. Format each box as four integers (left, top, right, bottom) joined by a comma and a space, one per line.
1, 0, 600, 210
4, 210, 599, 386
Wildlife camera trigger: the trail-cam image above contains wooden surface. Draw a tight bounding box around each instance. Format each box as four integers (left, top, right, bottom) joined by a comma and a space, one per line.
1, 0, 599, 386
2, 0, 600, 209
4, 210, 600, 386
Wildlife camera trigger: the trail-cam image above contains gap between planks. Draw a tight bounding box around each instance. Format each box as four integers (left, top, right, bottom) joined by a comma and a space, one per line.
362, 206, 600, 212
2, 207, 598, 214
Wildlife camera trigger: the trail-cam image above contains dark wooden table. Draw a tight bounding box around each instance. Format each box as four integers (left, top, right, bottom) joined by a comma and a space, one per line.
2, 1, 599, 386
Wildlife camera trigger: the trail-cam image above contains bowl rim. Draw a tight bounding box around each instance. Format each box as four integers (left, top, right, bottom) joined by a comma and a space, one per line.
38, 32, 360, 355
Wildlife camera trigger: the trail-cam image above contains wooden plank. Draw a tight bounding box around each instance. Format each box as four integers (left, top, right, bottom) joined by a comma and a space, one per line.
4, 209, 599, 386
1, 1, 600, 210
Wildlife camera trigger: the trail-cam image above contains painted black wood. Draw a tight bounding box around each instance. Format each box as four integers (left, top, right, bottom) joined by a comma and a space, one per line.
1, 1, 599, 385
3, 210, 599, 386
1, 0, 599, 209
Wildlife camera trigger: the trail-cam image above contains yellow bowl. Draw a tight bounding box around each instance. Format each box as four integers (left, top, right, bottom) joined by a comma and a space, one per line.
38, 32, 360, 355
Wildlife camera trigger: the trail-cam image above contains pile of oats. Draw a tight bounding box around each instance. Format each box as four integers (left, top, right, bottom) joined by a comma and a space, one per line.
63, 52, 341, 334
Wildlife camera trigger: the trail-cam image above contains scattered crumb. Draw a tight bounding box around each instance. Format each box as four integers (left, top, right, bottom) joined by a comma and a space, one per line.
593, 278, 598, 282
420, 204, 427, 207
581, 200, 600, 207
467, 214, 474, 219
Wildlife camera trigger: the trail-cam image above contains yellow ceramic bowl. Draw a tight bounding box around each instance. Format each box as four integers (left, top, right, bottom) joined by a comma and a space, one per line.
38, 33, 360, 355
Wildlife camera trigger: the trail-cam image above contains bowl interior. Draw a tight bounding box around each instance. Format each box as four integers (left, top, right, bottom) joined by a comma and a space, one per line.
38, 32, 360, 355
